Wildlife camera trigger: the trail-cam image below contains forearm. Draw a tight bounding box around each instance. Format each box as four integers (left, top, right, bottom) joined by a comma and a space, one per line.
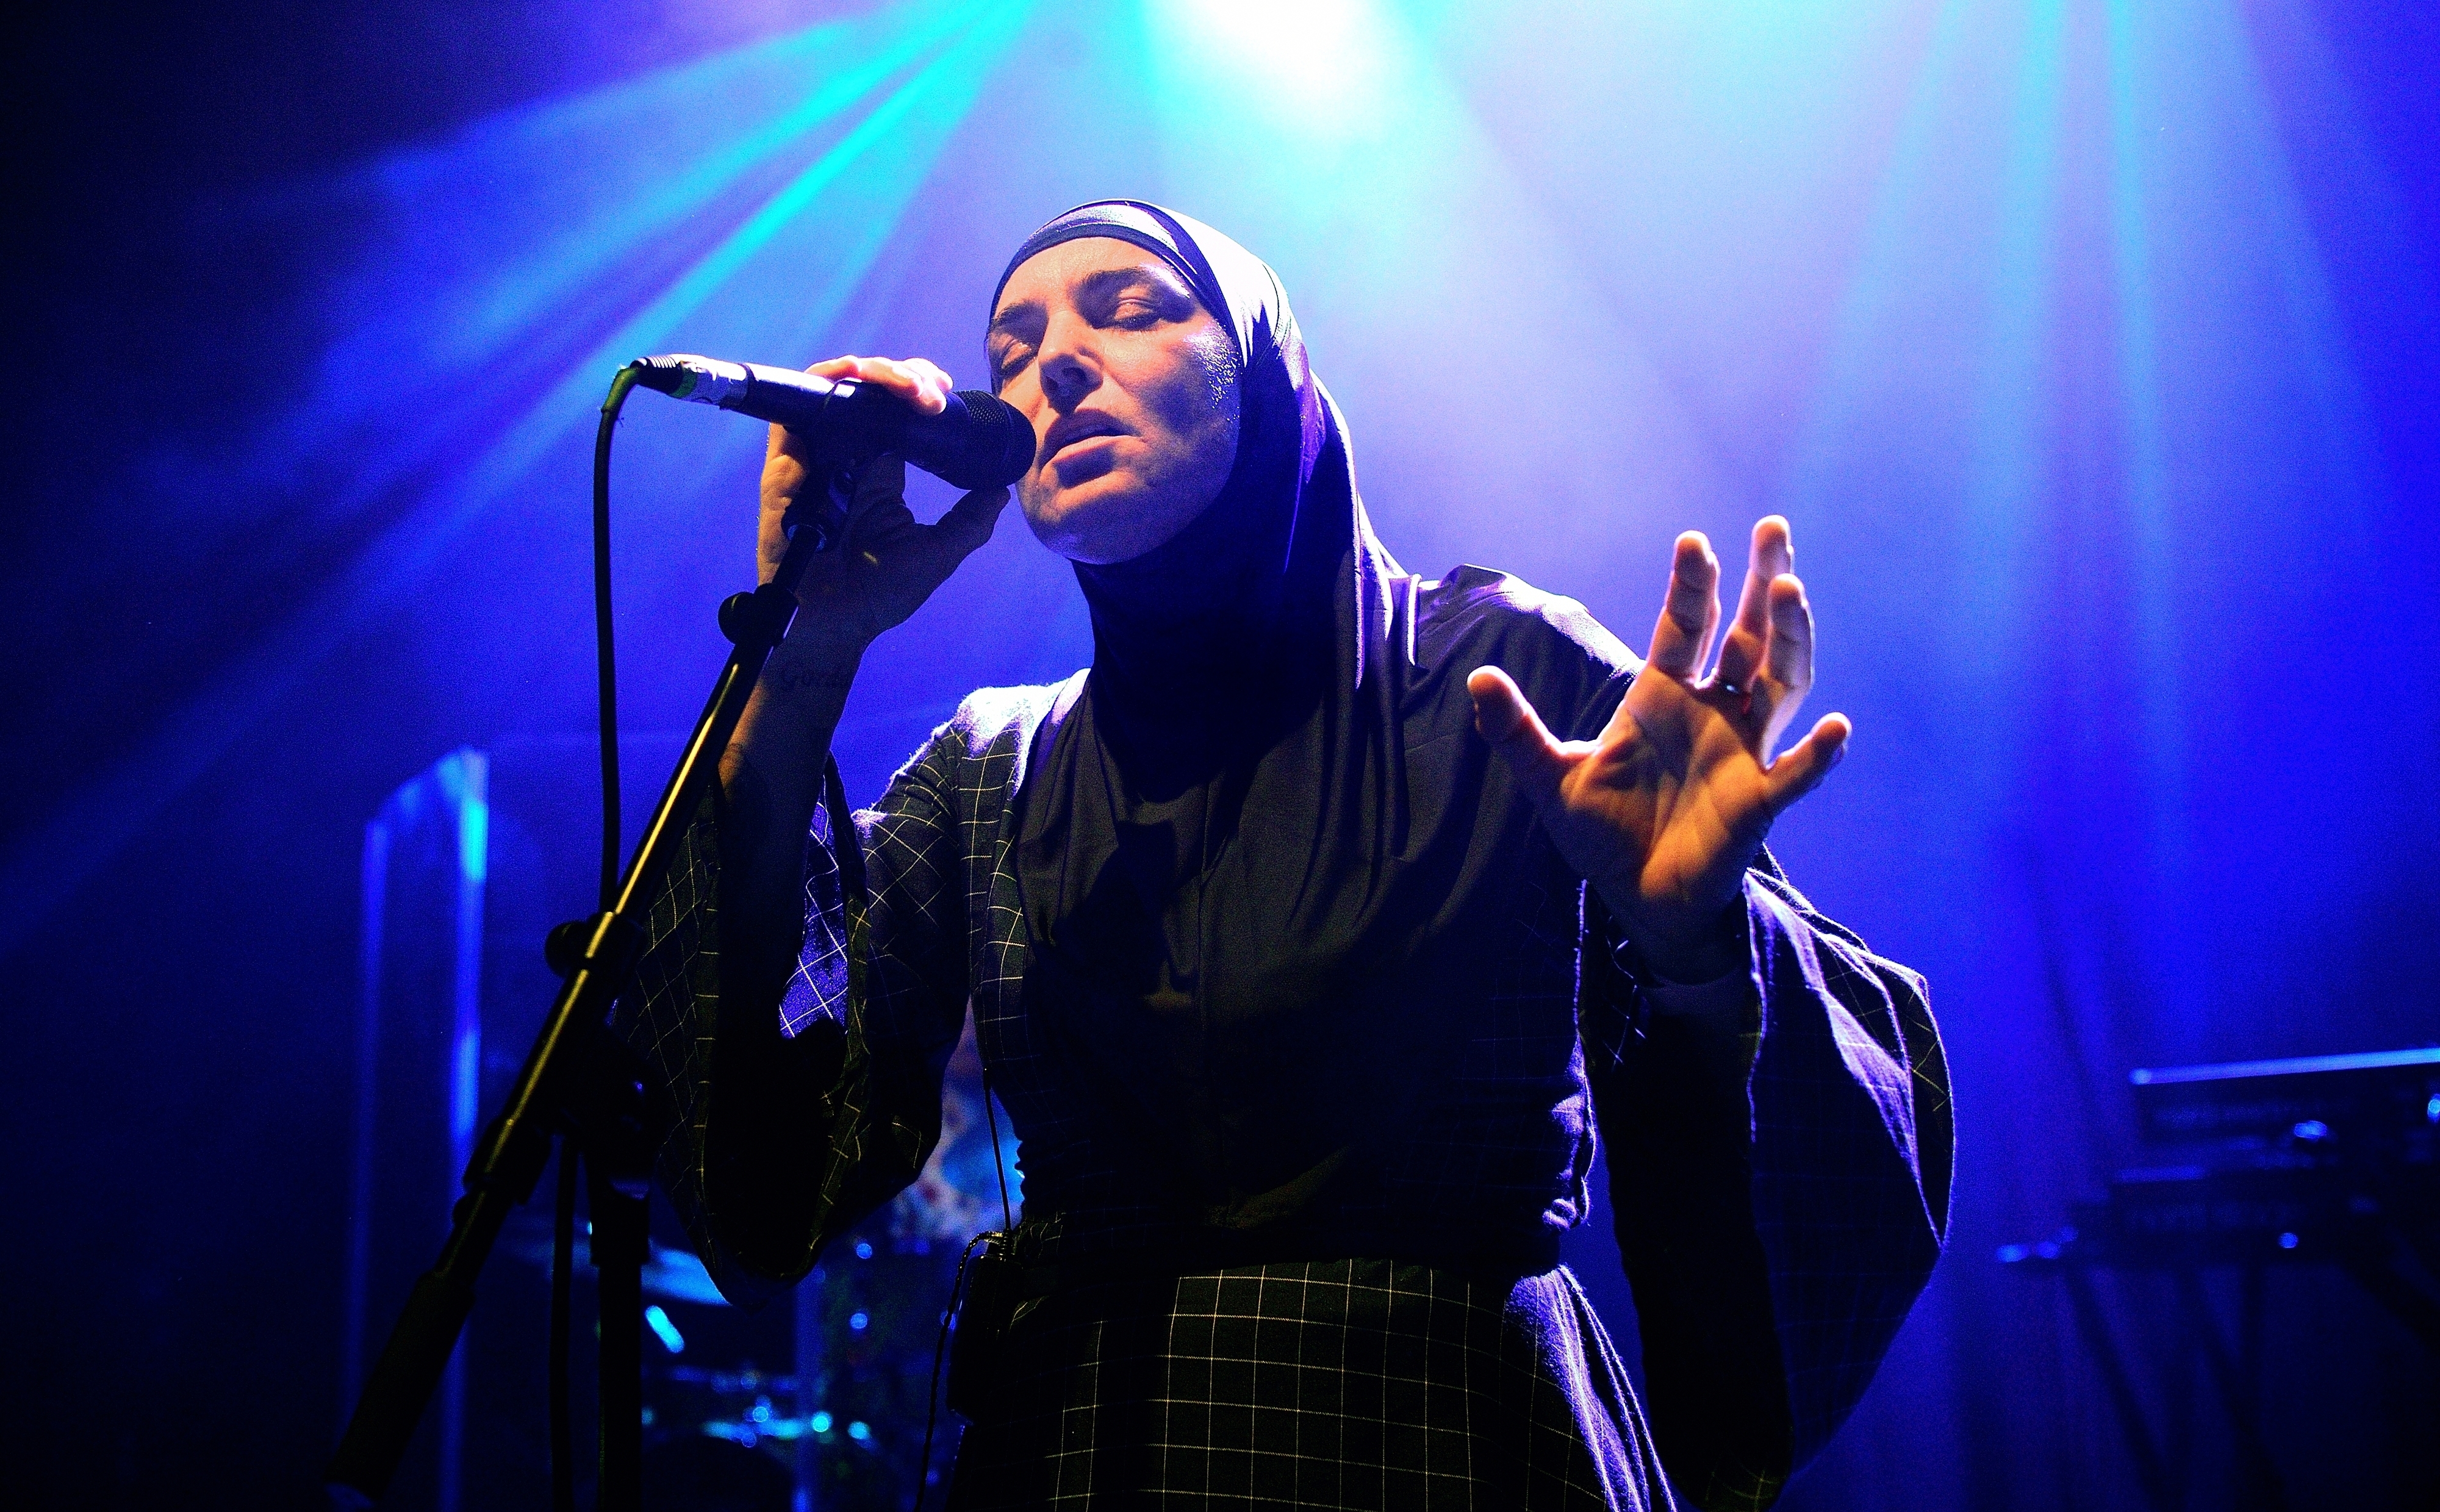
678, 630, 863, 1297
718, 626, 864, 977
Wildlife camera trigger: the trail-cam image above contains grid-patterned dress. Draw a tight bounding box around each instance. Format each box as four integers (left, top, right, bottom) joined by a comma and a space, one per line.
626, 601, 1949, 1510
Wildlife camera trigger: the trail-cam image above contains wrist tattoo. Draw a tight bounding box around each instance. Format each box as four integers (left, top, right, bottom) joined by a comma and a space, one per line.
768, 663, 857, 696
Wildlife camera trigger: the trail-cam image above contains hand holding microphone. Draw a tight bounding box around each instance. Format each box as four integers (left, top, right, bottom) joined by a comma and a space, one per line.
633, 348, 1030, 873
752, 356, 1019, 649
631, 349, 1030, 651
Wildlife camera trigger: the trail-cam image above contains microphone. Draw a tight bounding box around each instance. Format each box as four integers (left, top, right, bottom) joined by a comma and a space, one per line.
625, 354, 1034, 491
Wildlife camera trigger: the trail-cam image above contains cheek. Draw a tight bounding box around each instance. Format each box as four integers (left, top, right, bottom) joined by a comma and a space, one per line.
1144, 335, 1241, 480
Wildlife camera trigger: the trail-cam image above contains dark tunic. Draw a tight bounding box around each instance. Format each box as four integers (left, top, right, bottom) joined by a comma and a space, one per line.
621, 204, 1951, 1510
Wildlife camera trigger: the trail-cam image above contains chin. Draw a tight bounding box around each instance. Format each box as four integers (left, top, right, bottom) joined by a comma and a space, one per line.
1024, 471, 1182, 565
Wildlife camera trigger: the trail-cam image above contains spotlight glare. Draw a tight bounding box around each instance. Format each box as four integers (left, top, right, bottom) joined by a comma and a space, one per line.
1154, 0, 1393, 124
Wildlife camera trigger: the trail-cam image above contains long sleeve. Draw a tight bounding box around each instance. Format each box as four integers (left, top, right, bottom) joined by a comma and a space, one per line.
620, 725, 980, 1310
1582, 853, 1952, 1511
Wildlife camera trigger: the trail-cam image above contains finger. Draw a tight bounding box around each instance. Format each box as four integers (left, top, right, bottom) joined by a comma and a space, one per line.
900, 357, 955, 415
1466, 666, 1571, 809
836, 355, 950, 414
1715, 516, 1791, 692
1645, 532, 1721, 680
936, 484, 1012, 550
1744, 573, 1817, 746
1757, 573, 1814, 693
1762, 712, 1851, 815
855, 356, 948, 412
770, 359, 858, 461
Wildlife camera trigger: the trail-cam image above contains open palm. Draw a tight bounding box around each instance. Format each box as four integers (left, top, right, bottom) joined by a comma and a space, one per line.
1468, 517, 1850, 980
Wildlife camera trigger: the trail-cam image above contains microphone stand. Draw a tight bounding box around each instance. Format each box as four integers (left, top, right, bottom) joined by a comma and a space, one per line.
325, 465, 859, 1510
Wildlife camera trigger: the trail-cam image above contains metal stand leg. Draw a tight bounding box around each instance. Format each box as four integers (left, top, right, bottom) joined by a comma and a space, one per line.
326, 516, 837, 1507
592, 1169, 650, 1512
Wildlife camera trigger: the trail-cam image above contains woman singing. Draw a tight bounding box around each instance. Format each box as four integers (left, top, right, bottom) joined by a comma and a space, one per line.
628, 201, 1951, 1511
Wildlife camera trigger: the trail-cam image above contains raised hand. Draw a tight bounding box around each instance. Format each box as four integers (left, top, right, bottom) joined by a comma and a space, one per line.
1467, 517, 1851, 982
758, 354, 1011, 651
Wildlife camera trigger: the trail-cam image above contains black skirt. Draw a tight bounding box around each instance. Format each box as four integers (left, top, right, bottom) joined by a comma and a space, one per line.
944, 1258, 1674, 1511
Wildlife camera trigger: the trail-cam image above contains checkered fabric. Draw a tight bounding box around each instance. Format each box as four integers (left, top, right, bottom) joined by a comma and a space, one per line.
946, 1260, 1669, 1510
623, 670, 1949, 1510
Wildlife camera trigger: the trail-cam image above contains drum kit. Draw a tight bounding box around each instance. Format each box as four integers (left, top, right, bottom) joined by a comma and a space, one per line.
600, 1050, 1010, 1510
638, 1233, 964, 1511
497, 1224, 964, 1508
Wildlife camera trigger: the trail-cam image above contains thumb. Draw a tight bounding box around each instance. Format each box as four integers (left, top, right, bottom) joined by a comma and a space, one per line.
937, 484, 1013, 552
1467, 666, 1570, 808
1762, 711, 1851, 815
908, 485, 1011, 582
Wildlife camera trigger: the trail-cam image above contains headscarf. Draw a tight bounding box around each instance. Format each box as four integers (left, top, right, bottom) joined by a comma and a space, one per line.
988, 202, 1402, 770
999, 203, 1518, 1240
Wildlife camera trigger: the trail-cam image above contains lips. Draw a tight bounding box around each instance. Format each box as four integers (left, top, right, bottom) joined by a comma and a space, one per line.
1039, 411, 1130, 467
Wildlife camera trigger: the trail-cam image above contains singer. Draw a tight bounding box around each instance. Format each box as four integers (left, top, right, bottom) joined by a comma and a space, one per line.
624, 202, 1951, 1510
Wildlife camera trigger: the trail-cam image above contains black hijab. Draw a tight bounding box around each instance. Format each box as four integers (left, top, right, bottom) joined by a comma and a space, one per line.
998, 204, 1533, 1238
990, 202, 1404, 756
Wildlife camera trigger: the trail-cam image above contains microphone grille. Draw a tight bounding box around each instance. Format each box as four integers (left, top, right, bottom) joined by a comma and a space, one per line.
949, 389, 1035, 490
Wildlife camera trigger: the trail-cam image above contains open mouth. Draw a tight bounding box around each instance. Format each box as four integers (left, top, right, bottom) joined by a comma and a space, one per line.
1040, 414, 1129, 466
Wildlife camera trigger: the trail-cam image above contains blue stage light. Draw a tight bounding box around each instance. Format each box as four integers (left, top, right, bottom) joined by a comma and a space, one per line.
644, 1304, 686, 1355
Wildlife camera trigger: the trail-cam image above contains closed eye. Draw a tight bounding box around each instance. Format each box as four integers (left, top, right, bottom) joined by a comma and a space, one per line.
1077, 265, 1199, 328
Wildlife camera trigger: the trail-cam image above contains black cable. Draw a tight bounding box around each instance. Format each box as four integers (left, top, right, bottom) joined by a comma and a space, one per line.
909, 1069, 1016, 1511
983, 1069, 1014, 1235
569, 365, 639, 1498
548, 1145, 578, 1512
592, 365, 642, 910
912, 1232, 996, 1512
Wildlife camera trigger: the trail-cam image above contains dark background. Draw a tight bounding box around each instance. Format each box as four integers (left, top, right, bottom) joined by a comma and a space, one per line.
5, 1, 2436, 1507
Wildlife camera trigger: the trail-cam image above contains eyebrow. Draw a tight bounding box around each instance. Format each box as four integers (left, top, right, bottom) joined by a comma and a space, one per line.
990, 260, 1193, 333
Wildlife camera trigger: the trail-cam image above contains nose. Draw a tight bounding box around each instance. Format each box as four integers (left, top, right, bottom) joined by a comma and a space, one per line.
1035, 310, 1100, 410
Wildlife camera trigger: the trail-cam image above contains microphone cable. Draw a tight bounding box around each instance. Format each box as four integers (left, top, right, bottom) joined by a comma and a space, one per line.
593, 364, 641, 911
544, 364, 643, 1511
913, 1072, 1017, 1512
578, 360, 1016, 1512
